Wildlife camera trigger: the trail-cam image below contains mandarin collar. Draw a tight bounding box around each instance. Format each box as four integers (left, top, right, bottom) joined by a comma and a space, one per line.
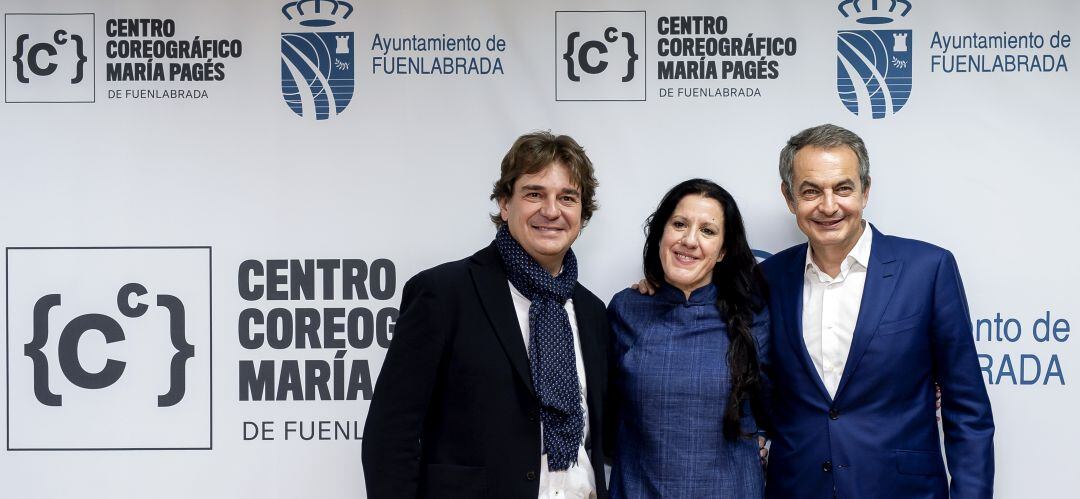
657, 282, 717, 305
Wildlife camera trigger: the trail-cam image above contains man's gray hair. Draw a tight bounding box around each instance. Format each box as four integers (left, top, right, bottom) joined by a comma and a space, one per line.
779, 124, 870, 198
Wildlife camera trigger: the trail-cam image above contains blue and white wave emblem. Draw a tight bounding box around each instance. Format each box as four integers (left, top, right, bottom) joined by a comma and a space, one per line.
837, 30, 912, 119
281, 32, 354, 120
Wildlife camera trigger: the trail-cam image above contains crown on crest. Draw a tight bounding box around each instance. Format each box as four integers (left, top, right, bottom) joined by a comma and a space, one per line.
838, 0, 911, 25
282, 0, 353, 27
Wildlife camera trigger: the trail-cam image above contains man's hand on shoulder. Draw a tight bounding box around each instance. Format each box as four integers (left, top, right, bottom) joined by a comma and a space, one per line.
630, 278, 656, 295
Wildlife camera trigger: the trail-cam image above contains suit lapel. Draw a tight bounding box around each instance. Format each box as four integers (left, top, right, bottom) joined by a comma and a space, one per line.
834, 226, 902, 400
469, 244, 536, 398
778, 244, 833, 402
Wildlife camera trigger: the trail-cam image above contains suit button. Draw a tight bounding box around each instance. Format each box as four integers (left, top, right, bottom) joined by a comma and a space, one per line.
822, 460, 832, 472
829, 409, 839, 420
525, 471, 537, 480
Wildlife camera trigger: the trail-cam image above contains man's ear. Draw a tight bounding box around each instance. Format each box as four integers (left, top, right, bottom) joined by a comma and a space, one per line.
782, 183, 796, 214
498, 196, 509, 222
861, 176, 871, 208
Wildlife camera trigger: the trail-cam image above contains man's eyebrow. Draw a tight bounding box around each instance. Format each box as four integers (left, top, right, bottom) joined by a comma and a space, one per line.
797, 178, 855, 190
520, 185, 581, 196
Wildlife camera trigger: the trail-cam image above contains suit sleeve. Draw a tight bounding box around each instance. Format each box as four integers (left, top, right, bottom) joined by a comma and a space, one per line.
930, 251, 995, 499
361, 271, 451, 499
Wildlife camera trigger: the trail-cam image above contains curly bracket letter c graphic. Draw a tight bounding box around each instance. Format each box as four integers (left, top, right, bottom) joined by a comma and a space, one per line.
563, 32, 581, 82
621, 31, 638, 83
12, 34, 31, 83
65, 33, 87, 84
156, 294, 193, 407
26, 294, 62, 406
58, 314, 127, 389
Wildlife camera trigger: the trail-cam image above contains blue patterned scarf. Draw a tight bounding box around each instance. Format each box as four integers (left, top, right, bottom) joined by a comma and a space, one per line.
494, 224, 584, 471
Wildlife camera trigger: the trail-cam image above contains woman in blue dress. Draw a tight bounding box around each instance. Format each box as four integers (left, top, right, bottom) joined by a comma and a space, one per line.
608, 178, 769, 498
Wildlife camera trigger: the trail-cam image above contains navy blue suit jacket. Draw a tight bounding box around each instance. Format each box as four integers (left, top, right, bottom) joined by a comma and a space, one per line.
761, 225, 994, 499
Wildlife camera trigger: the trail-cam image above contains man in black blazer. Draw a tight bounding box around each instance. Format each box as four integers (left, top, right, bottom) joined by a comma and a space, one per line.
362, 132, 609, 499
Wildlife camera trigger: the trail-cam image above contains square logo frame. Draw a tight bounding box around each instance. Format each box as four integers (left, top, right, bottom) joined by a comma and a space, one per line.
6, 246, 212, 451
555, 10, 647, 102
5, 13, 96, 104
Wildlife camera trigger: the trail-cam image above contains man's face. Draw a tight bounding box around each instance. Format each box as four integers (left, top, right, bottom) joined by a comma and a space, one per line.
499, 162, 583, 274
785, 145, 869, 253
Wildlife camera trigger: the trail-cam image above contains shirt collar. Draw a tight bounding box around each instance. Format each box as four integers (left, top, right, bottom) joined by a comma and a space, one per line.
804, 220, 873, 280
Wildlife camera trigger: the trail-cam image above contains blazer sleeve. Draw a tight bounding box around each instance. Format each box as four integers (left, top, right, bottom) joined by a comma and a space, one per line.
361, 271, 452, 499
930, 251, 995, 499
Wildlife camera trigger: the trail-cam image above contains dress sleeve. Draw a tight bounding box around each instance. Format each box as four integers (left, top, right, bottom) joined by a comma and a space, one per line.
603, 291, 632, 462
753, 307, 775, 438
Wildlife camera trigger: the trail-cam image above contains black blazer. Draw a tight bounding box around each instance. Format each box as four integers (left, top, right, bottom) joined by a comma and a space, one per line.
362, 243, 610, 499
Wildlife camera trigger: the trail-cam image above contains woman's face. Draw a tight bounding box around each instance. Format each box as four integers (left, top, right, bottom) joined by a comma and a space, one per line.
660, 194, 726, 297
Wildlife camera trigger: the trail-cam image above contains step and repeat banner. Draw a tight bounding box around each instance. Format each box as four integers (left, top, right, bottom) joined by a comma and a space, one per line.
1, 0, 1076, 497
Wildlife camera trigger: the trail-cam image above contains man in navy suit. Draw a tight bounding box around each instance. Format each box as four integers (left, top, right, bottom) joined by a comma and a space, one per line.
761, 124, 994, 498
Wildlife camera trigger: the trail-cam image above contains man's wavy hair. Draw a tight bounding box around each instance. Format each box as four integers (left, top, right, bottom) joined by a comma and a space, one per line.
490, 132, 599, 226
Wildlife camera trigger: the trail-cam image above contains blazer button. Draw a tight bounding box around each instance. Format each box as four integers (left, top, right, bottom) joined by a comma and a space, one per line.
822, 460, 832, 472
525, 471, 537, 481
829, 409, 839, 420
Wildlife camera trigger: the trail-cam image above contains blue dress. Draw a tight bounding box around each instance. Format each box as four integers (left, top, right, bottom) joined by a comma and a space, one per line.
608, 283, 768, 499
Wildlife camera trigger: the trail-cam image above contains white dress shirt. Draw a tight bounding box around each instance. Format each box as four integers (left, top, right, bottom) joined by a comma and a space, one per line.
509, 282, 597, 499
802, 223, 873, 399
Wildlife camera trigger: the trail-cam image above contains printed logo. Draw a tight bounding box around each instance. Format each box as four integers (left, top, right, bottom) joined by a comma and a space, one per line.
836, 0, 912, 119
280, 0, 355, 120
4, 13, 94, 103
6, 247, 212, 450
555, 11, 645, 101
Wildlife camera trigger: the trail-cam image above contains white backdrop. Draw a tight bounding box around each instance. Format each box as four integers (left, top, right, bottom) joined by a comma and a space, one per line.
1, 0, 1077, 497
